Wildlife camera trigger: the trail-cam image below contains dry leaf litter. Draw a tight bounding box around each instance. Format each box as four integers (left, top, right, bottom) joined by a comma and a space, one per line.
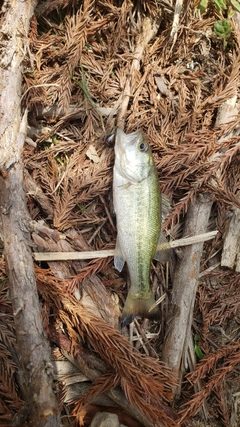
0, 1, 240, 426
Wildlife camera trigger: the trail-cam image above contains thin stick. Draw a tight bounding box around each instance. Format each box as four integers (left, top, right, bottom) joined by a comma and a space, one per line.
170, 0, 183, 51
169, 230, 217, 248
21, 83, 61, 101
33, 230, 217, 261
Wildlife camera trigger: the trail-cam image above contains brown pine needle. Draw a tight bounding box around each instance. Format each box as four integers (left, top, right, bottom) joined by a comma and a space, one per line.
33, 230, 217, 261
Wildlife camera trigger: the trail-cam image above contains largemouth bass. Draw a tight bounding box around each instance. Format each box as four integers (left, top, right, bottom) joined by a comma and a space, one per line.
113, 128, 170, 325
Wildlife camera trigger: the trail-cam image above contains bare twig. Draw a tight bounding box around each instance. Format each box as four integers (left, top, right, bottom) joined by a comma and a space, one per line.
169, 0, 183, 51
33, 231, 217, 261
34, 103, 113, 120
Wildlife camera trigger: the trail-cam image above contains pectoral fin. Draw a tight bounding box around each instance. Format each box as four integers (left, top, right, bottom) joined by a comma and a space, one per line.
154, 231, 172, 263
114, 237, 125, 272
153, 193, 172, 263
162, 193, 172, 223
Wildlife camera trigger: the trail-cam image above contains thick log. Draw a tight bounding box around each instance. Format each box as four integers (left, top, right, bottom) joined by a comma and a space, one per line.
0, 1, 59, 426
161, 195, 213, 382
0, 166, 59, 426
221, 207, 240, 271
161, 85, 239, 389
218, 93, 240, 272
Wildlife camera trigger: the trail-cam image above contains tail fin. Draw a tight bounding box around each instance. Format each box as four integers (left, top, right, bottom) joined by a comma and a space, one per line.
121, 291, 160, 326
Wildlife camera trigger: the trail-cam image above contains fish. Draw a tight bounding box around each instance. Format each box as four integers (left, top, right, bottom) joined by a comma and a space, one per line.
113, 128, 171, 325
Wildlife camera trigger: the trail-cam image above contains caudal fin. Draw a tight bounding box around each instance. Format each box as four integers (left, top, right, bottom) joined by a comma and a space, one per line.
121, 291, 160, 326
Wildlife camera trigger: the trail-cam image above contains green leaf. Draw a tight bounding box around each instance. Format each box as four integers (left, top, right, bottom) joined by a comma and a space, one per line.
56, 156, 64, 167
194, 334, 200, 343
51, 135, 58, 145
198, 0, 208, 13
194, 344, 204, 360
231, 0, 240, 12
214, 0, 227, 11
194, 334, 204, 359
214, 19, 232, 38
228, 6, 235, 17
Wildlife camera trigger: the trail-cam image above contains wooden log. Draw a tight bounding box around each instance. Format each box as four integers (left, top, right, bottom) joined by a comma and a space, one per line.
217, 90, 240, 271
161, 195, 213, 383
61, 349, 156, 427
49, 323, 158, 427
161, 85, 239, 394
221, 207, 240, 272
0, 2, 59, 426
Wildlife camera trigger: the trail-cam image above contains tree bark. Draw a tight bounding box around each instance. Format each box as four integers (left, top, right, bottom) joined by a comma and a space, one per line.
0, 2, 60, 426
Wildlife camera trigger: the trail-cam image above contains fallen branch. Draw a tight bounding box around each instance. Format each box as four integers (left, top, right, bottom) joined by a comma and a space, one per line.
221, 206, 240, 272
219, 92, 240, 272
161, 84, 239, 401
58, 343, 157, 427
33, 231, 217, 261
161, 194, 213, 385
53, 332, 161, 427
0, 2, 59, 426
46, 296, 178, 427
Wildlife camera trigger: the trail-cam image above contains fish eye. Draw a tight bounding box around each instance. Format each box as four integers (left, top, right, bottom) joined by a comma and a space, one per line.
138, 141, 149, 152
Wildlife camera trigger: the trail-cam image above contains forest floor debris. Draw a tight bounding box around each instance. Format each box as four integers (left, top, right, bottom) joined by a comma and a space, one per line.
0, 1, 240, 426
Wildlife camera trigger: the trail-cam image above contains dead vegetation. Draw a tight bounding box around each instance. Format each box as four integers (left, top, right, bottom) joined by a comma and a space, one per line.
0, 0, 240, 426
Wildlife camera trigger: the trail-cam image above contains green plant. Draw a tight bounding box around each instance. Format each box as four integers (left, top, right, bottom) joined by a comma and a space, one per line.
214, 18, 232, 48
194, 334, 204, 360
198, 0, 240, 48
51, 134, 58, 145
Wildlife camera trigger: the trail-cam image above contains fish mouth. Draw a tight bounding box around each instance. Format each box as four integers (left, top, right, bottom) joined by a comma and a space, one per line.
116, 128, 142, 149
